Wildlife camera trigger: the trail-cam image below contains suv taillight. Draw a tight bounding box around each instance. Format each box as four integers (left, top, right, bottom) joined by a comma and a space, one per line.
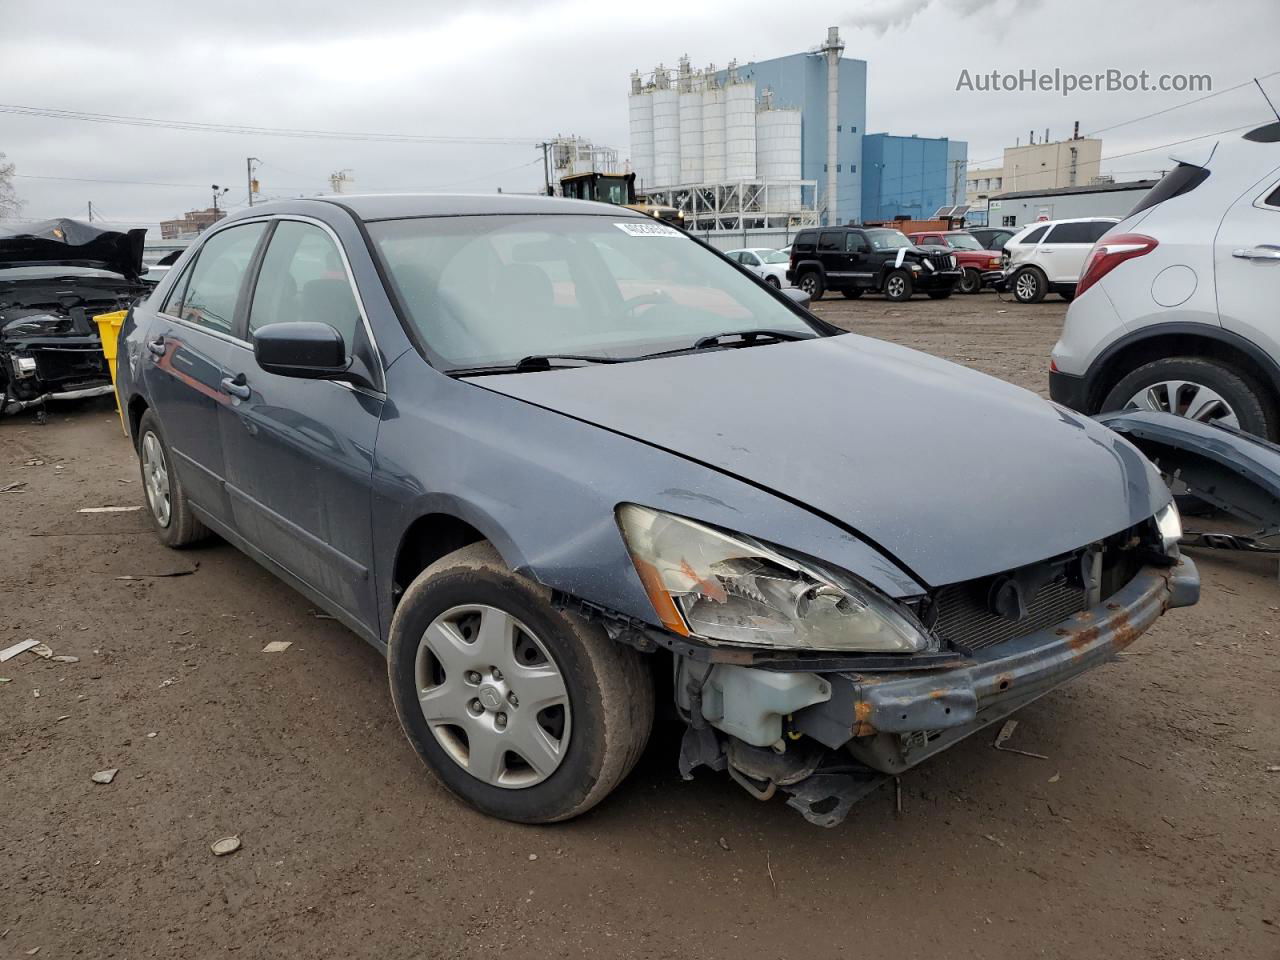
1076, 233, 1158, 297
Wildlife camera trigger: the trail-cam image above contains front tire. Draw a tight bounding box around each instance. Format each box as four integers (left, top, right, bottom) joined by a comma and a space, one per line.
958, 268, 982, 294
797, 271, 825, 300
387, 542, 654, 823
765, 275, 781, 288
1011, 266, 1047, 303
135, 410, 208, 548
883, 270, 913, 302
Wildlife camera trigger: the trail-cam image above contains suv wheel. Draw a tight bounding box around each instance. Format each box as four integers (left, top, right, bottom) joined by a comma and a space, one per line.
1011, 266, 1047, 304
883, 270, 912, 302
958, 268, 981, 294
136, 410, 208, 547
798, 271, 825, 300
388, 542, 654, 823
1101, 357, 1274, 438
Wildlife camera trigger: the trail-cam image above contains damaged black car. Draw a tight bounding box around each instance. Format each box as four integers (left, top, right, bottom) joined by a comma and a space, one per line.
1, 218, 149, 417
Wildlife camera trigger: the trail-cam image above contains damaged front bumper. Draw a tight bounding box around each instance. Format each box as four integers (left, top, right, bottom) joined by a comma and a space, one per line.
670, 556, 1198, 826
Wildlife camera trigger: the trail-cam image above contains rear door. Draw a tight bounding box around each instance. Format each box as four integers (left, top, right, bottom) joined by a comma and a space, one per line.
817, 230, 846, 279
216, 217, 384, 632
1216, 171, 1280, 364
1041, 220, 1111, 283
141, 222, 267, 525
845, 230, 874, 286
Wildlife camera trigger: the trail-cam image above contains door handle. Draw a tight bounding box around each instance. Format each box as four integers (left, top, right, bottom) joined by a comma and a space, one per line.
146, 336, 166, 357
1231, 244, 1280, 260
220, 374, 252, 400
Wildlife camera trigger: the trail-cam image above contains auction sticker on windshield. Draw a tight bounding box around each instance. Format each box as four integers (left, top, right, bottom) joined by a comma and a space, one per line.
614, 221, 682, 237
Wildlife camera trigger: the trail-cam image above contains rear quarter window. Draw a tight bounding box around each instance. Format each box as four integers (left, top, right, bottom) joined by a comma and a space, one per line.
1019, 225, 1050, 245
793, 232, 816, 252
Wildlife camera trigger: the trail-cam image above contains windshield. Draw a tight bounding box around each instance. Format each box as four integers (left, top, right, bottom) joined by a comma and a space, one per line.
0, 264, 128, 282
368, 214, 818, 369
947, 234, 984, 251
865, 229, 912, 251
760, 250, 789, 264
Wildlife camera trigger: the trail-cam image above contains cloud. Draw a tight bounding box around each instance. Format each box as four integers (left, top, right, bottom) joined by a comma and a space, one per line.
844, 0, 1041, 35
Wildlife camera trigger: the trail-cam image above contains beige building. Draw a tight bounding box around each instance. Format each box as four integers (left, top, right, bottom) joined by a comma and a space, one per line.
966, 136, 1102, 220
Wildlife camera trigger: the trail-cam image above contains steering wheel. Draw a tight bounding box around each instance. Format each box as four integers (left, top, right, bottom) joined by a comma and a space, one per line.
622, 290, 674, 316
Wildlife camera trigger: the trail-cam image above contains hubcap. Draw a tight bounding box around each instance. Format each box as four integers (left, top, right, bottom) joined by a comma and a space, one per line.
887, 277, 905, 297
1124, 380, 1240, 428
1015, 272, 1038, 300
415, 604, 571, 789
141, 432, 171, 527
801, 275, 817, 293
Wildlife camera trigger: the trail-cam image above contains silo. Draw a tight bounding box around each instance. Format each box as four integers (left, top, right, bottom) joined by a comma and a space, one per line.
650, 66, 680, 189
756, 102, 802, 210
724, 65, 757, 181
677, 60, 704, 185
701, 65, 726, 183
628, 71, 654, 190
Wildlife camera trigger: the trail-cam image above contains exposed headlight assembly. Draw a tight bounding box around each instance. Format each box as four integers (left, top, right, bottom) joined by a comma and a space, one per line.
616, 504, 932, 653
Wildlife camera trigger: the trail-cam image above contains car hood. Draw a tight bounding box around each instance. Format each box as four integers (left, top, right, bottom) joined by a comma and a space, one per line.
472, 334, 1168, 588
0, 218, 147, 280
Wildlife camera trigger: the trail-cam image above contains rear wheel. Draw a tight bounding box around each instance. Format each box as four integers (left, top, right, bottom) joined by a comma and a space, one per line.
958, 268, 982, 294
387, 542, 654, 823
136, 410, 208, 548
1011, 266, 1047, 304
1101, 357, 1273, 437
883, 270, 912, 302
797, 271, 825, 300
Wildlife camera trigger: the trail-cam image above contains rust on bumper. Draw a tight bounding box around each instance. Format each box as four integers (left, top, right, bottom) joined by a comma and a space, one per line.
793, 557, 1198, 771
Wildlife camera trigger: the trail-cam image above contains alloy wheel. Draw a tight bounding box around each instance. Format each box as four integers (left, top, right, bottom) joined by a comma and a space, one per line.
1014, 271, 1039, 301
800, 274, 818, 294
1124, 380, 1240, 428
141, 432, 171, 527
886, 276, 905, 298
415, 604, 571, 789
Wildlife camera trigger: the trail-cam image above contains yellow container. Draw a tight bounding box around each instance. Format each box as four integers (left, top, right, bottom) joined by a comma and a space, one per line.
93, 309, 128, 434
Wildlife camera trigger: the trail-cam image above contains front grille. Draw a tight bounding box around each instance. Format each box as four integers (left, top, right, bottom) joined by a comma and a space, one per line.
932, 575, 1087, 652
927, 252, 955, 271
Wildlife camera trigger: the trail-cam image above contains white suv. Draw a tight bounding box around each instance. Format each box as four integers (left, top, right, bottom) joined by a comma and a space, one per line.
1001, 217, 1120, 303
1050, 122, 1280, 439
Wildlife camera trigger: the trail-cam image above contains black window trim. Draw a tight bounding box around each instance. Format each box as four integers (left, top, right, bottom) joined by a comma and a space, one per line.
155, 218, 271, 347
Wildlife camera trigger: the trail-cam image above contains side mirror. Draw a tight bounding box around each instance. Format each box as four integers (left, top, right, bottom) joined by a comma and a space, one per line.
782, 287, 812, 309
253, 321, 348, 379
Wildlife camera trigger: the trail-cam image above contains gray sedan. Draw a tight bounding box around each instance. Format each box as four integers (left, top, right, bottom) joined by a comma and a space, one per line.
114, 194, 1198, 826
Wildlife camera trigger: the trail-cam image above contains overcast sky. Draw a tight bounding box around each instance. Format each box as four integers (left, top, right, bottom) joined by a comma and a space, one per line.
1, 0, 1275, 228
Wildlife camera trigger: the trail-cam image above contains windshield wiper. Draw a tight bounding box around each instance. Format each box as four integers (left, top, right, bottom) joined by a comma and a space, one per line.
691, 328, 815, 350
447, 354, 626, 377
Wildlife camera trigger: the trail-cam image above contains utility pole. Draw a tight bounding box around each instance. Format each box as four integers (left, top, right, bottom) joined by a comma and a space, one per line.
536, 142, 553, 195
246, 157, 261, 207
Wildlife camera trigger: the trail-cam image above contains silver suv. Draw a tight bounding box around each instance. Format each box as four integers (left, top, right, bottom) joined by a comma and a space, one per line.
1050, 121, 1280, 440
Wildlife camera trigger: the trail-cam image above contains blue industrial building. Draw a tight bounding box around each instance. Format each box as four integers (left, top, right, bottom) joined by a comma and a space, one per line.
861, 133, 969, 223
722, 52, 868, 225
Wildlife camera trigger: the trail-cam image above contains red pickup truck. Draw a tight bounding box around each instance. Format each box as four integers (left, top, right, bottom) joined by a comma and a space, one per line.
907, 230, 1004, 294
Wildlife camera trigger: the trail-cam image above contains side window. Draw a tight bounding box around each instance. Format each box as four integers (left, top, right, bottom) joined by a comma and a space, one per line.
1085, 221, 1114, 242
161, 257, 196, 314
175, 223, 267, 335
249, 221, 362, 350
743, 252, 761, 266
1264, 182, 1280, 207
794, 232, 816, 252
845, 233, 868, 253
1021, 225, 1050, 245
818, 231, 842, 252
1046, 222, 1095, 243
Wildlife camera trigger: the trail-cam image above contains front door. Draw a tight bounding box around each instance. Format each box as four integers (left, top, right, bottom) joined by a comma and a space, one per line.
141, 222, 267, 525
1217, 169, 1280, 363
217, 218, 384, 631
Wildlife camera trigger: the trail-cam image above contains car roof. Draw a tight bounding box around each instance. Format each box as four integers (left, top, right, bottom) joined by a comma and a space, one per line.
227, 192, 641, 223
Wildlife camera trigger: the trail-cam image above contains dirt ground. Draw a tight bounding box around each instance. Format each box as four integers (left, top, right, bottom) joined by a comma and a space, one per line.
3, 292, 1278, 960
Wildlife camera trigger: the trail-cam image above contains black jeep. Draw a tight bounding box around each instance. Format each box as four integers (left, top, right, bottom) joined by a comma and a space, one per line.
786, 226, 962, 302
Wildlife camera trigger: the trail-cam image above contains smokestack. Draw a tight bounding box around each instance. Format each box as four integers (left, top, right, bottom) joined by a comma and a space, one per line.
1073, 120, 1079, 140
822, 26, 844, 225
1045, 127, 1050, 143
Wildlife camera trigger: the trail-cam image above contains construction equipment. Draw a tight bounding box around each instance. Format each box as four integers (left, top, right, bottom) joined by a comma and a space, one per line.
559, 171, 684, 224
